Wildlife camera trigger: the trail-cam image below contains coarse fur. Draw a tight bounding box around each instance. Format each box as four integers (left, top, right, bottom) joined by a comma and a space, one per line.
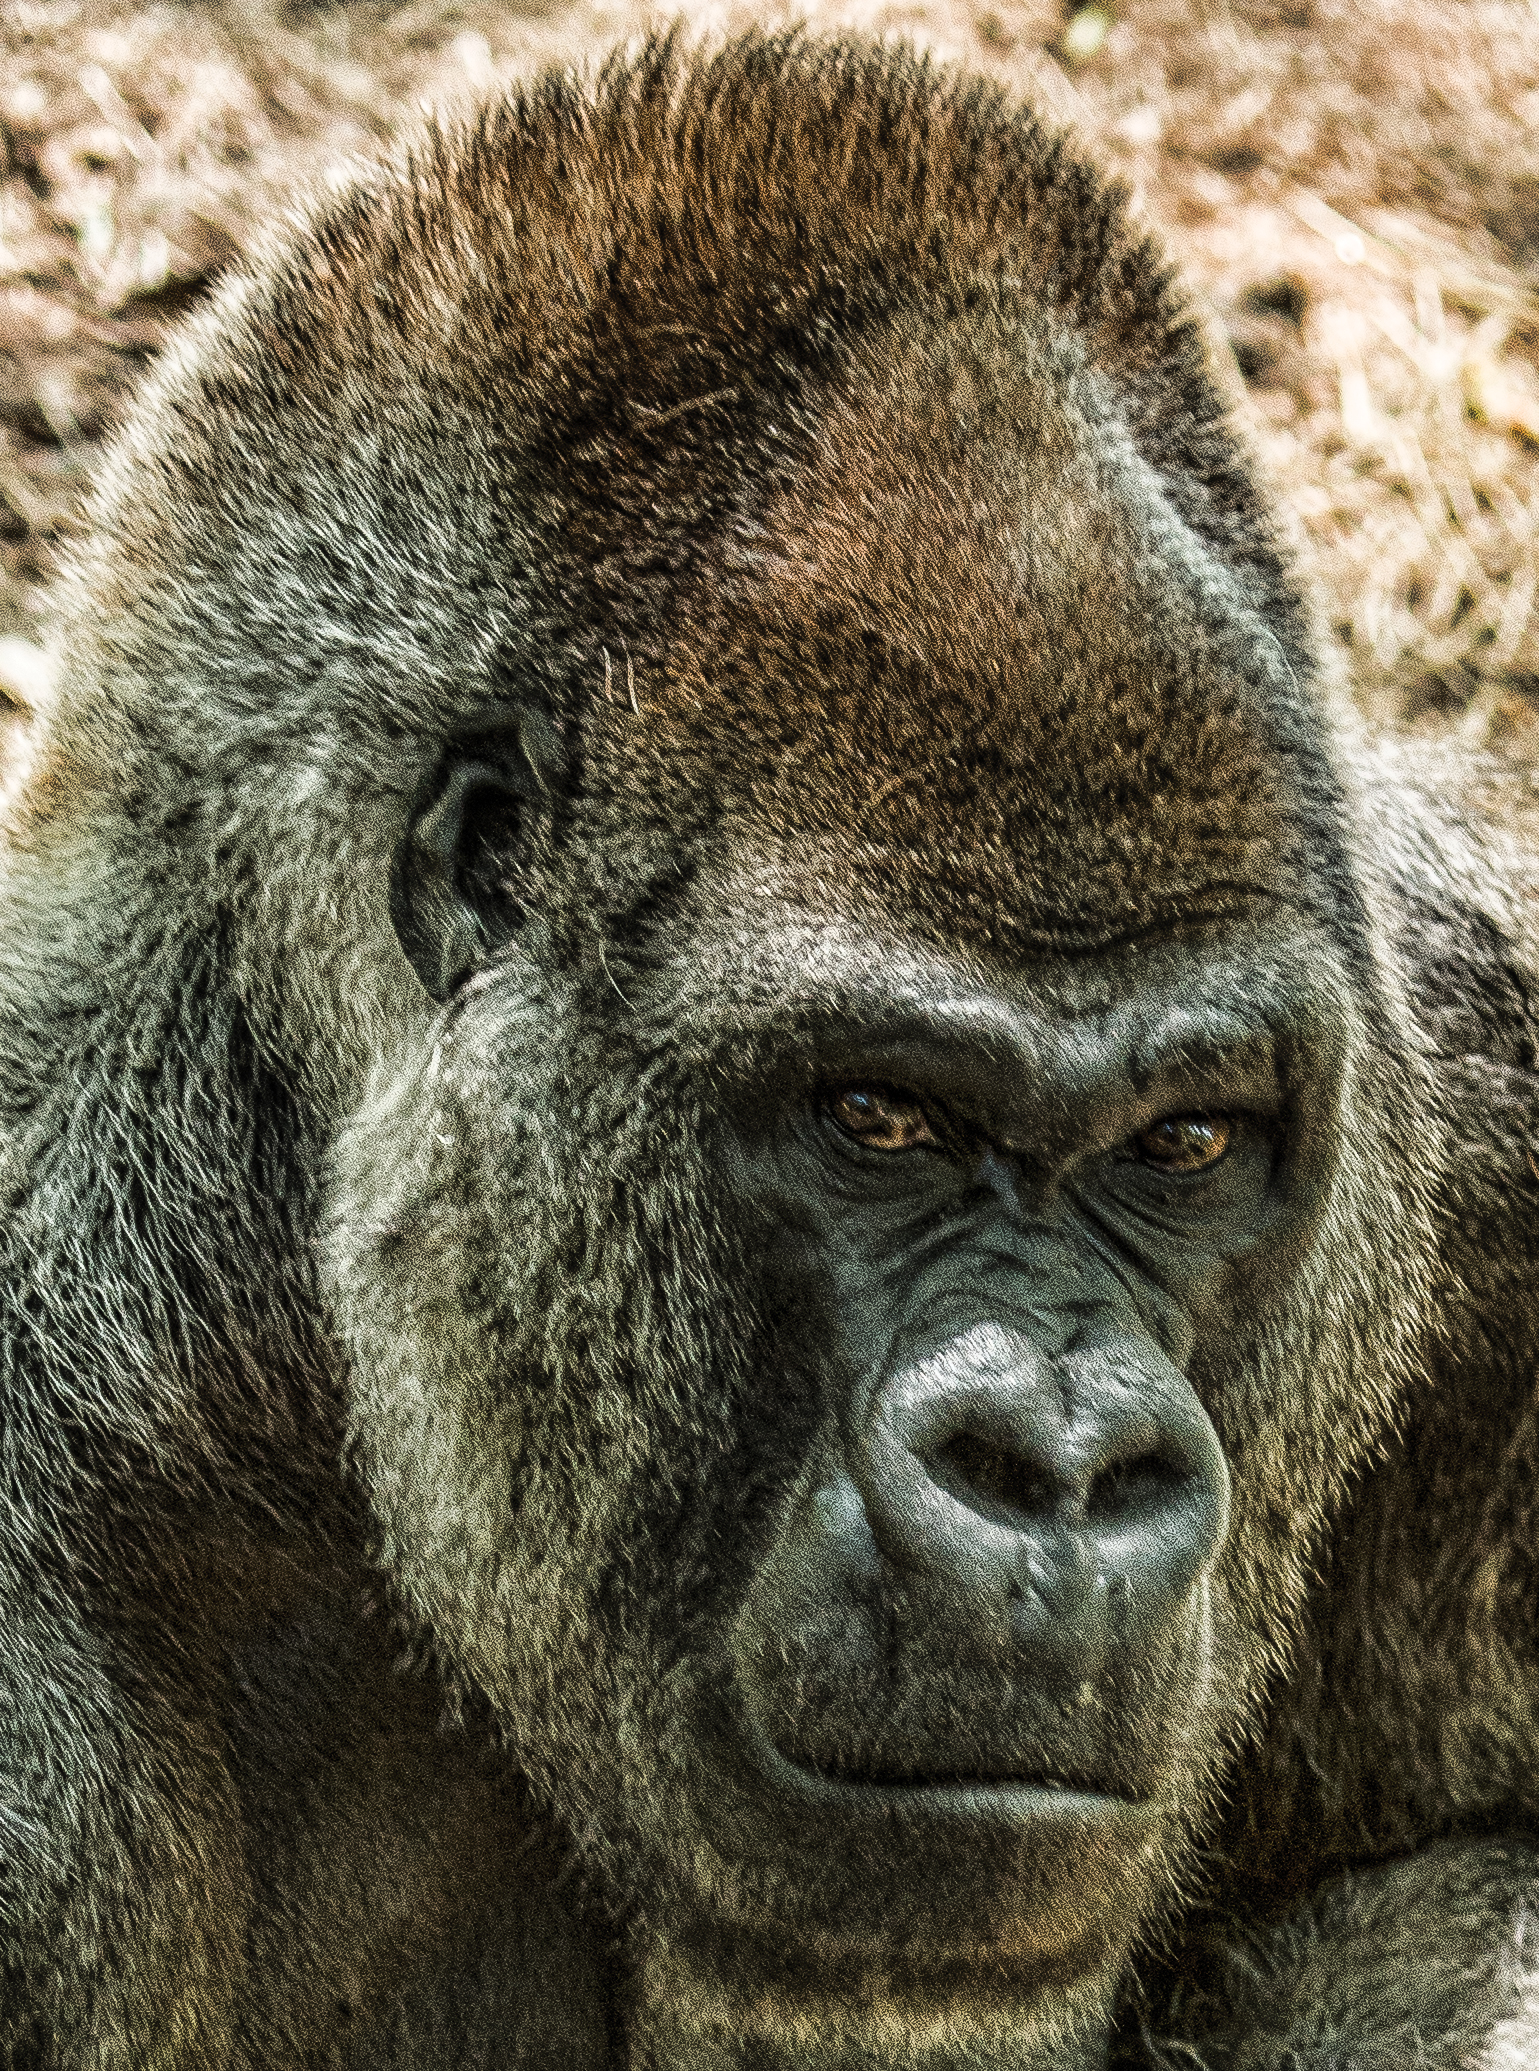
0, 32, 1535, 2071
1141, 1837, 1539, 2069
1124, 733, 1539, 2068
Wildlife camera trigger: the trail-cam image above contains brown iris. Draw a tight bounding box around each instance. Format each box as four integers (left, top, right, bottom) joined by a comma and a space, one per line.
826, 1086, 937, 1152
1135, 1114, 1232, 1172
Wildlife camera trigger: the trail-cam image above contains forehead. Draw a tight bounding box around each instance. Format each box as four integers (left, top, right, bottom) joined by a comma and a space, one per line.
621, 311, 1306, 962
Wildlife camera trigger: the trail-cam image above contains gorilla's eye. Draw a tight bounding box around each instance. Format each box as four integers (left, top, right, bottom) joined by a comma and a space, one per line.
1135, 1114, 1232, 1172
825, 1086, 938, 1152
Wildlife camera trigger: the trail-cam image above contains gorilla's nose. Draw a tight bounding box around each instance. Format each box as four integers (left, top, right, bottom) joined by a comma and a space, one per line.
855, 1321, 1230, 1662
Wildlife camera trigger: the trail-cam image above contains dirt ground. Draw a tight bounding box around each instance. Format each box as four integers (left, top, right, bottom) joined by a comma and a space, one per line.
4, 0, 1539, 787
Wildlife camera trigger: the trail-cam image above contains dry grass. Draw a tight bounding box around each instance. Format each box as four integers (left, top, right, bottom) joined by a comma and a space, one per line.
3, 0, 1539, 781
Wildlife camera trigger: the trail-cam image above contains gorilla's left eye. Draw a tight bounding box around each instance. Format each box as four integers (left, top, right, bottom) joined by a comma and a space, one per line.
825, 1086, 938, 1152
1134, 1114, 1232, 1172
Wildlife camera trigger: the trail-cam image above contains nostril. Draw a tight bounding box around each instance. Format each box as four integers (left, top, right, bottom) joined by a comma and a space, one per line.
1086, 1448, 1189, 1522
931, 1432, 1061, 1524
864, 1328, 1231, 1620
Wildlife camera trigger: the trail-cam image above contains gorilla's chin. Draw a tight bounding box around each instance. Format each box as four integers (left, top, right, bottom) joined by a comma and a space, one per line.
629, 1808, 1136, 2071
656, 1674, 1173, 1984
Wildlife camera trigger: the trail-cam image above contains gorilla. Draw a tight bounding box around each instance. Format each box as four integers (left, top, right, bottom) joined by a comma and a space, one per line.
0, 32, 1535, 2071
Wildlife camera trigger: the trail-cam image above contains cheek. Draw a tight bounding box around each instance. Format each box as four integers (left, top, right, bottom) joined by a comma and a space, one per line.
751, 1200, 945, 1442
1083, 1171, 1305, 1351
324, 1017, 744, 1678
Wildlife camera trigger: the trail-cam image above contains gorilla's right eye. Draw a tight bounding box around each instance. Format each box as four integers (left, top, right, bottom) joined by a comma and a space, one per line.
824, 1086, 938, 1152
1135, 1114, 1233, 1173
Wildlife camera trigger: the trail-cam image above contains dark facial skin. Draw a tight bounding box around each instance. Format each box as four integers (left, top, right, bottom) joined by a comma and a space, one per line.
695, 921, 1342, 1964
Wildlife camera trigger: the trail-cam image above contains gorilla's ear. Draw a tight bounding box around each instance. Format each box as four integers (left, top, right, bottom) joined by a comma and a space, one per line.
391, 704, 565, 1002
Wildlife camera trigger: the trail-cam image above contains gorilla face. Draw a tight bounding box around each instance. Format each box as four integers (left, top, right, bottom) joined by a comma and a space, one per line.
721, 929, 1307, 1822
663, 923, 1318, 1984
328, 849, 1419, 2053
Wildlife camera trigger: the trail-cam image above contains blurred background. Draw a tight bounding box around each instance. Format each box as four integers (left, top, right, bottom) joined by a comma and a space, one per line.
4, 0, 1539, 800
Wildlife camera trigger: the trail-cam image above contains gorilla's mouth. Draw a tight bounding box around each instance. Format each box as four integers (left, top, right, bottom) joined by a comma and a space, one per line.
730, 1657, 1162, 1820
778, 1745, 1144, 1803
806, 1758, 1133, 1795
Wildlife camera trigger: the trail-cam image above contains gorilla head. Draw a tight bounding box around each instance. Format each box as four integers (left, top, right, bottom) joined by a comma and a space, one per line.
3, 32, 1444, 2071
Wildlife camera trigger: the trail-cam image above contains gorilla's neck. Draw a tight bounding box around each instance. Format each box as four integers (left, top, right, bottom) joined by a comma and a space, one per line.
626, 1939, 1115, 2071
630, 2011, 1111, 2071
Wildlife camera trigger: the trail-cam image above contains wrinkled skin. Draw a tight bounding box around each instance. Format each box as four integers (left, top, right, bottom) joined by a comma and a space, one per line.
0, 34, 1535, 2071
